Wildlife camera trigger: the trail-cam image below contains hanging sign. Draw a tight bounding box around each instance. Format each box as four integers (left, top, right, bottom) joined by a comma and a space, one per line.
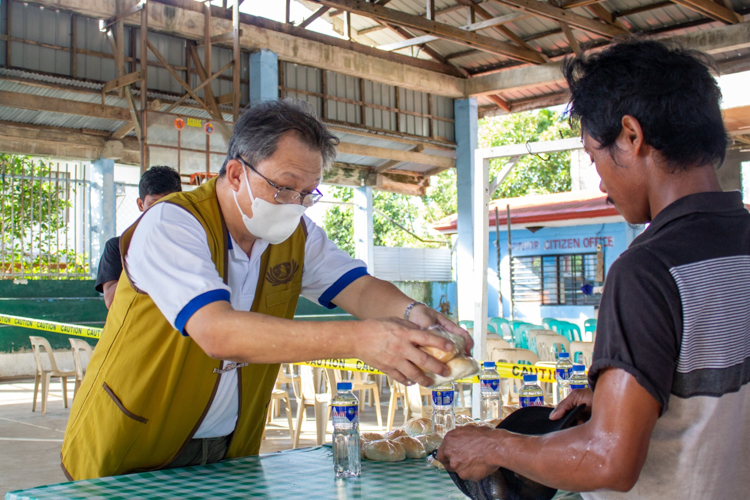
187, 117, 203, 128
174, 117, 185, 130
204, 122, 214, 135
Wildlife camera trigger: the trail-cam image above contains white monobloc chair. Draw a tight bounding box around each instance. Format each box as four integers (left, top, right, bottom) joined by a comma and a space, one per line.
30, 336, 75, 413
292, 366, 332, 448
570, 341, 595, 368
68, 338, 93, 403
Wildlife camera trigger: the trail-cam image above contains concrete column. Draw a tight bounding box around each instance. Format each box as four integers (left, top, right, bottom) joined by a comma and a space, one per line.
454, 98, 478, 322
90, 158, 116, 276
353, 186, 374, 274
719, 148, 750, 192
249, 49, 279, 107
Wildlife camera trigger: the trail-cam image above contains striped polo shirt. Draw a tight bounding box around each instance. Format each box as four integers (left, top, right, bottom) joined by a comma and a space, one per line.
584, 191, 750, 499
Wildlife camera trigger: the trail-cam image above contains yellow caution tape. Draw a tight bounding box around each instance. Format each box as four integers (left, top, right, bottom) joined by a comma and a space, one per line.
296, 358, 556, 383
0, 314, 102, 339
1, 314, 559, 382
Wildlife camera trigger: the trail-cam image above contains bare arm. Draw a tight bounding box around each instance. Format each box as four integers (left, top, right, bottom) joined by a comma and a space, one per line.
331, 275, 473, 353
437, 368, 661, 492
102, 280, 118, 309
184, 289, 455, 386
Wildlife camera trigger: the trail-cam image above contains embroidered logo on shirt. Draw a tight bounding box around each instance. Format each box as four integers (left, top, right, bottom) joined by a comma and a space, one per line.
266, 260, 299, 286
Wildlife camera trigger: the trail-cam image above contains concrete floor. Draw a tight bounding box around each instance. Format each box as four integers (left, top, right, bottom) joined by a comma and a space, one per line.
0, 378, 408, 497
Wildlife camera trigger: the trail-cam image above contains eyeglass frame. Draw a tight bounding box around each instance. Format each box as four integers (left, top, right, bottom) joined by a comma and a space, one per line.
235, 156, 323, 207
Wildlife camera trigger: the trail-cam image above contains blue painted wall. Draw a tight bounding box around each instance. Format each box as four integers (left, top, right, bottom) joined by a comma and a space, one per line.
485, 221, 643, 328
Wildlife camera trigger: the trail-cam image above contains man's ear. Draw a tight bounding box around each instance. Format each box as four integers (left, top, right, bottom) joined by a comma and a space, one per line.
136, 198, 145, 212
225, 159, 244, 192
618, 115, 646, 157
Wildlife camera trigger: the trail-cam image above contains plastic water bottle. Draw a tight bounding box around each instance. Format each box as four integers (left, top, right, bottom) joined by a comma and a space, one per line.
569, 364, 589, 391
555, 352, 573, 403
519, 374, 545, 407
480, 361, 501, 421
331, 382, 360, 478
431, 383, 456, 436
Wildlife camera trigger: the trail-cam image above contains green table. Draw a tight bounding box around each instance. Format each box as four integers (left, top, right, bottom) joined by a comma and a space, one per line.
6, 446, 583, 499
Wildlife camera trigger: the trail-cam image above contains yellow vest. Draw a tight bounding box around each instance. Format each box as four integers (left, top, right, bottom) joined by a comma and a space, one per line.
61, 177, 306, 480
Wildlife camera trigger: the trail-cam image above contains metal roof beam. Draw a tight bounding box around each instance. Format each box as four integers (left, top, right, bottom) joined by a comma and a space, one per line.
21, 0, 466, 97
669, 0, 742, 24
489, 0, 628, 38
310, 0, 547, 64
467, 20, 750, 96
337, 141, 456, 169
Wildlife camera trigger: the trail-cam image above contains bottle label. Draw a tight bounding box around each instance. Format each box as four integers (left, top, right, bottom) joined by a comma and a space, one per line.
331, 404, 358, 425
480, 379, 500, 394
570, 383, 588, 391
519, 396, 544, 408
432, 390, 454, 406
556, 367, 572, 381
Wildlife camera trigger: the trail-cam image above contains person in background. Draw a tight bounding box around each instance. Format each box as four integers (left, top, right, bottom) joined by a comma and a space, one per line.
94, 166, 182, 308
437, 40, 750, 498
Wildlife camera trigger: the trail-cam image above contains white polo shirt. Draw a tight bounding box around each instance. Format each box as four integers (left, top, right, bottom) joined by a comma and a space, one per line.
125, 203, 368, 438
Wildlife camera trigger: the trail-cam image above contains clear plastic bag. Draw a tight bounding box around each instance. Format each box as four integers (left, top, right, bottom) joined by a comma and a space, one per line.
421, 325, 481, 389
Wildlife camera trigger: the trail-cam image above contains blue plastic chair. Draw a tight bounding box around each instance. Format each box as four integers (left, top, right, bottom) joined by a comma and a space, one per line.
555, 322, 582, 343
458, 320, 496, 335
489, 317, 513, 344
584, 319, 597, 341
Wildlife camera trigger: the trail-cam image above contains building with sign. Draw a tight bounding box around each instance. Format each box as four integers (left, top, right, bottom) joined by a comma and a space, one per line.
434, 190, 645, 326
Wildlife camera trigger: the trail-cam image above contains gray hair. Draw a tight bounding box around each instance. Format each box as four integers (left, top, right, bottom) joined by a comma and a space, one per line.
220, 98, 339, 175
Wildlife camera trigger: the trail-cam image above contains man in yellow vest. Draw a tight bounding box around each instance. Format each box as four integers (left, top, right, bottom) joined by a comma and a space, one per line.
61, 99, 470, 480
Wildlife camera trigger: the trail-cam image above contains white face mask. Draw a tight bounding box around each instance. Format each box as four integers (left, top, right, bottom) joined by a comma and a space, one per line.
232, 167, 306, 244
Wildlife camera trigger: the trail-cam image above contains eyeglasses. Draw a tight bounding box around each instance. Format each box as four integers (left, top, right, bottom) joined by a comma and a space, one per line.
236, 157, 323, 207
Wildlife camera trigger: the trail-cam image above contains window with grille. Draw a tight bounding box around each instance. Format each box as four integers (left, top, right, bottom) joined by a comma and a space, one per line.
511, 253, 604, 306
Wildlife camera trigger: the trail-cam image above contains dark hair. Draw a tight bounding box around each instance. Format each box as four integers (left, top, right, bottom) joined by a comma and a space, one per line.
563, 39, 728, 170
139, 165, 182, 200
220, 98, 339, 175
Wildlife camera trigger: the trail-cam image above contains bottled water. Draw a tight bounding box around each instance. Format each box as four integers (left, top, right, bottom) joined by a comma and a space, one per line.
555, 352, 573, 403
569, 364, 589, 391
480, 361, 501, 421
331, 382, 360, 478
519, 374, 545, 408
431, 383, 456, 436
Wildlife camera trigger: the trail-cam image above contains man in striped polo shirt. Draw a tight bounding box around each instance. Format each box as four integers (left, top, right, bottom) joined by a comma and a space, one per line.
438, 40, 749, 498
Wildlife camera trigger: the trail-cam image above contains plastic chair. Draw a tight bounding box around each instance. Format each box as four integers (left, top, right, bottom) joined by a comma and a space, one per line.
515, 324, 544, 351
386, 378, 408, 431
555, 321, 583, 343
489, 347, 541, 404
584, 319, 597, 342
527, 329, 555, 356
273, 364, 300, 417
490, 317, 514, 344
534, 333, 571, 362
570, 341, 595, 368
541, 318, 558, 330
30, 336, 75, 413
292, 366, 333, 448
350, 371, 383, 428
68, 339, 93, 403
487, 334, 512, 363
263, 388, 294, 442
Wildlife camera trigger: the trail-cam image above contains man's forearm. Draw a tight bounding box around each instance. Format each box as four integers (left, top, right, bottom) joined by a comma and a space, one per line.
186, 302, 355, 364
332, 275, 414, 320
488, 425, 625, 492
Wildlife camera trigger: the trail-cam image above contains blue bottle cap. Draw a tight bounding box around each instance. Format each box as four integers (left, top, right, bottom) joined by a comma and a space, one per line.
522, 374, 537, 383
558, 352, 570, 359
572, 364, 586, 372
337, 382, 353, 391
483, 361, 496, 369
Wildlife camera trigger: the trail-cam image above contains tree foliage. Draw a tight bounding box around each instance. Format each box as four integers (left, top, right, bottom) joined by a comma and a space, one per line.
0, 154, 88, 277
321, 109, 574, 251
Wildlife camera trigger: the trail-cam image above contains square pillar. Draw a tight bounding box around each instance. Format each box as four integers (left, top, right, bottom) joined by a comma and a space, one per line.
249, 49, 279, 107
353, 186, 374, 273
454, 98, 478, 322
90, 158, 116, 277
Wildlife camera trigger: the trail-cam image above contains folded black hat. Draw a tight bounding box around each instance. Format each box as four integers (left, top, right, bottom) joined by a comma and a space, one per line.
445, 405, 587, 500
